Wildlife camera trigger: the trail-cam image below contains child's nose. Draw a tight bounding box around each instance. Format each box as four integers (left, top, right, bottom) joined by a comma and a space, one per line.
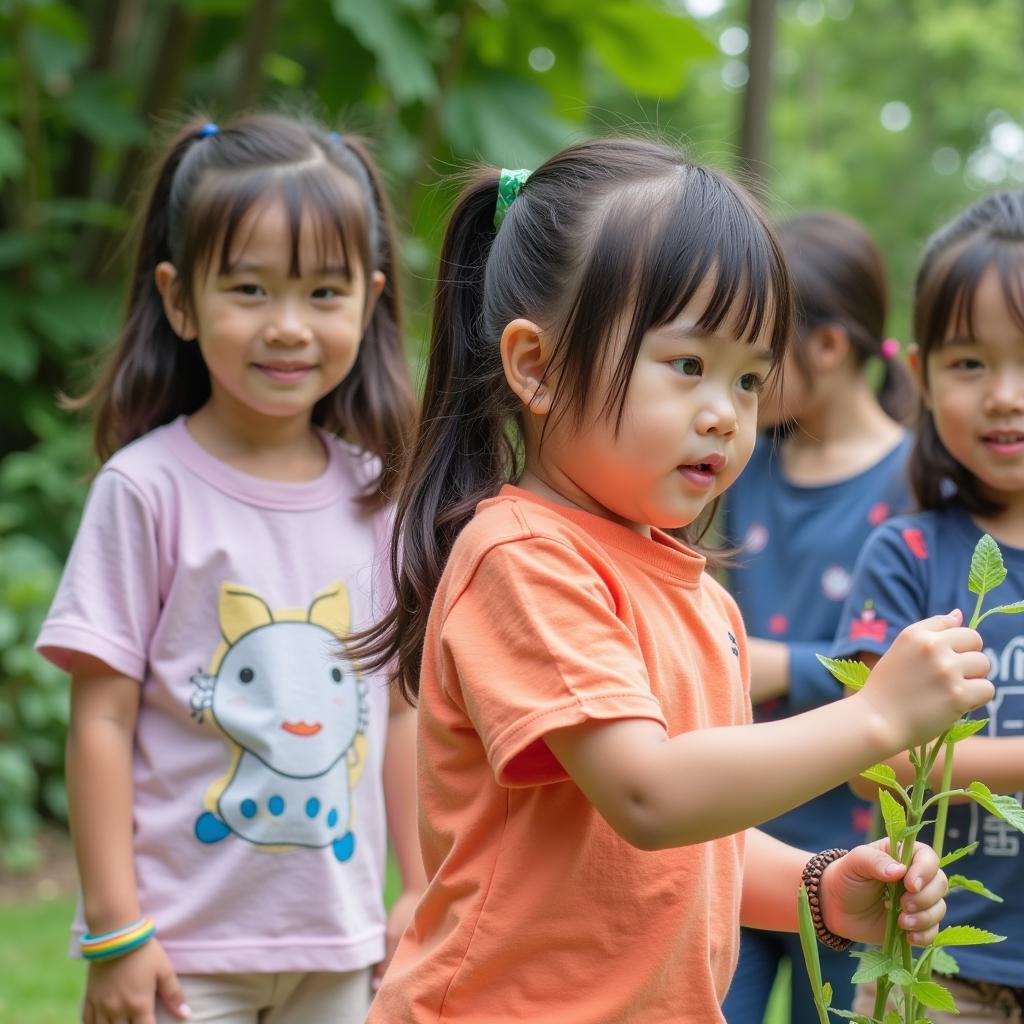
266, 302, 312, 345
695, 390, 738, 436
985, 370, 1024, 414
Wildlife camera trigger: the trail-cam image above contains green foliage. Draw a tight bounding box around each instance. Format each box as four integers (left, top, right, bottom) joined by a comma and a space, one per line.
816, 655, 871, 691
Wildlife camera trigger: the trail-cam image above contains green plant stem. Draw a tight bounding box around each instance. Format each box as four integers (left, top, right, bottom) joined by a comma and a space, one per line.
873, 758, 927, 1022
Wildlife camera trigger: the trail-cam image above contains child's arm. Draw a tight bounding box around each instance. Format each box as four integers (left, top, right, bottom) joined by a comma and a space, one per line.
545, 612, 991, 850
377, 686, 428, 984
740, 829, 947, 947
848, 650, 1024, 798
747, 637, 789, 703
68, 653, 190, 1023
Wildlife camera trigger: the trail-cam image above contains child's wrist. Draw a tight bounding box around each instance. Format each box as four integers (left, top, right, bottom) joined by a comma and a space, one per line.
81, 915, 156, 962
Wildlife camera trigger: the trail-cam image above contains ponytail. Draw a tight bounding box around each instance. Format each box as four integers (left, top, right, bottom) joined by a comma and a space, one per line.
69, 119, 214, 461
354, 171, 521, 703
876, 356, 916, 425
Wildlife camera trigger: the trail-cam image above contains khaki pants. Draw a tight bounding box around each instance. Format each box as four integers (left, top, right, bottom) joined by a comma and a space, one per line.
153, 968, 373, 1024
854, 977, 1024, 1023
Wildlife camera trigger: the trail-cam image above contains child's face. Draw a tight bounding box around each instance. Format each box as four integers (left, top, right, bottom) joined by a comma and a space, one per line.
924, 263, 1024, 502
160, 197, 381, 430
533, 276, 774, 533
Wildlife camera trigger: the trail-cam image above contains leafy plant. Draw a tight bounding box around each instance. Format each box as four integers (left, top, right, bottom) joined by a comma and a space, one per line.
800, 534, 1024, 1023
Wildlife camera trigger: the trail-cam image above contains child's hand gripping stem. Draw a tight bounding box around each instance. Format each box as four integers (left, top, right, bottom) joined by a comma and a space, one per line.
799, 534, 1024, 1024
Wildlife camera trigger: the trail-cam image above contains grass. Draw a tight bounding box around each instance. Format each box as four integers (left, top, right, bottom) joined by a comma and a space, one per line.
0, 896, 82, 1023
0, 890, 793, 1022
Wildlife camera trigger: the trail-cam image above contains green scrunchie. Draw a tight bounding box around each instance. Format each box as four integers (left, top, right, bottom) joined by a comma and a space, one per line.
494, 168, 531, 229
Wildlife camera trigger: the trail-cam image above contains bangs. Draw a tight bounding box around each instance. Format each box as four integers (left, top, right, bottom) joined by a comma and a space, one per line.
920, 237, 1024, 355
555, 165, 790, 427
180, 160, 373, 289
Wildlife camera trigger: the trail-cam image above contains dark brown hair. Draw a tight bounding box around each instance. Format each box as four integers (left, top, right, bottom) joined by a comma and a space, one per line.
356, 137, 792, 704
779, 211, 913, 423
71, 112, 415, 507
910, 190, 1024, 515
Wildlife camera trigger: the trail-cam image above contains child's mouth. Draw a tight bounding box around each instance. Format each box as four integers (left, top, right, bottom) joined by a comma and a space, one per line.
982, 430, 1024, 456
678, 454, 725, 488
254, 362, 315, 383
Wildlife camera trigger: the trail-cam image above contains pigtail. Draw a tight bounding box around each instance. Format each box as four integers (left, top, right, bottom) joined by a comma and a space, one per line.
354, 171, 518, 704
876, 357, 916, 425
318, 135, 416, 510
69, 120, 214, 462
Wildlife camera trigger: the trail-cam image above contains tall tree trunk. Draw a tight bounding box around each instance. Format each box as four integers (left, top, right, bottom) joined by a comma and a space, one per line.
739, 0, 777, 193
228, 0, 281, 114
80, 3, 204, 283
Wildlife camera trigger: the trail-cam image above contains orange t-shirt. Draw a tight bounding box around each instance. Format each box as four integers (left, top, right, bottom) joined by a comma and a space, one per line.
370, 487, 752, 1023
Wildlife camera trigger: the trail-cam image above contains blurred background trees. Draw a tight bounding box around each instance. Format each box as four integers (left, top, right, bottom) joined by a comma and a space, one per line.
2, 0, 1023, 869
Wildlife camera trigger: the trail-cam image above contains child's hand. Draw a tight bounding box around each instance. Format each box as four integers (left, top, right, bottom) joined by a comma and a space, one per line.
861, 609, 993, 751
819, 840, 947, 947
83, 939, 190, 1024
373, 889, 421, 991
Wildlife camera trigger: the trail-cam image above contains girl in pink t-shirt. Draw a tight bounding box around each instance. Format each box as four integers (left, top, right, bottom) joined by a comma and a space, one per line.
356, 139, 994, 1022
38, 113, 422, 1024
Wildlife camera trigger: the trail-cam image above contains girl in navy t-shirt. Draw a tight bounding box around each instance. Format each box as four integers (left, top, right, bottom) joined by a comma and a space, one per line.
836, 192, 1024, 1019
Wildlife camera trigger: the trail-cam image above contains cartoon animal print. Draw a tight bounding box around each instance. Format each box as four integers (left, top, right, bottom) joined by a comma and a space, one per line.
190, 580, 369, 862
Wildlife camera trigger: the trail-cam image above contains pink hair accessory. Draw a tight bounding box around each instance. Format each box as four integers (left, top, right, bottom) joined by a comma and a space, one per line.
880, 337, 901, 361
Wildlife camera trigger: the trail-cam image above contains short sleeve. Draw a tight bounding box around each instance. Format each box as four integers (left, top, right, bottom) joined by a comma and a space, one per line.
832, 520, 928, 661
440, 536, 669, 788
36, 469, 162, 680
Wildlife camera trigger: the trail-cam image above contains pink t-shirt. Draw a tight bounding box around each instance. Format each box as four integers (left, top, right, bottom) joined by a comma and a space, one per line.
38, 417, 392, 974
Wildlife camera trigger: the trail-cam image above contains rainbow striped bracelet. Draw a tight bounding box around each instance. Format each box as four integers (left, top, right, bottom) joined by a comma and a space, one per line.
80, 916, 155, 961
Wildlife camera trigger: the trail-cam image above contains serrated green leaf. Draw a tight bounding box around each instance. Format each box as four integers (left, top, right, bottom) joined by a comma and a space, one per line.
947, 717, 989, 742
933, 924, 1006, 947
879, 787, 907, 844
861, 763, 900, 787
966, 782, 1024, 833
969, 534, 1007, 596
815, 654, 871, 691
977, 600, 1024, 624
939, 842, 978, 867
851, 948, 896, 983
947, 874, 1003, 902
910, 979, 957, 1011
929, 948, 960, 975
888, 967, 915, 987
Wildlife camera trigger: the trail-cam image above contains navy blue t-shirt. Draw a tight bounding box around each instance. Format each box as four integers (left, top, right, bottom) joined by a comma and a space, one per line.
723, 434, 912, 852
834, 506, 1024, 985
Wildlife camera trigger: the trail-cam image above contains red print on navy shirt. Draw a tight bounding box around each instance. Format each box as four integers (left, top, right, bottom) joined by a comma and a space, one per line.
852, 805, 875, 834
868, 502, 890, 526
768, 613, 788, 635
901, 527, 928, 560
850, 600, 888, 643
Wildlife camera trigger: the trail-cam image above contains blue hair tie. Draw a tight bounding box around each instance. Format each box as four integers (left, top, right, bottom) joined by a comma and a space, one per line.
328, 131, 343, 145
198, 122, 219, 138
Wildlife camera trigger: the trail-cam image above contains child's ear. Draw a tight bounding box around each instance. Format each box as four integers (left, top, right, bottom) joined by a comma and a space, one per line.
154, 262, 197, 341
907, 343, 931, 408
806, 323, 850, 372
500, 318, 552, 415
362, 270, 386, 328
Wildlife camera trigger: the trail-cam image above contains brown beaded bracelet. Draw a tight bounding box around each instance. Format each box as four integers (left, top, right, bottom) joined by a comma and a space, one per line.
801, 847, 854, 952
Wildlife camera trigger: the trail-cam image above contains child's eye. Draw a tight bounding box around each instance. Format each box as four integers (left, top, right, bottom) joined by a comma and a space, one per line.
671, 357, 703, 377
952, 357, 984, 371
311, 286, 340, 300
738, 372, 763, 393
234, 283, 265, 297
